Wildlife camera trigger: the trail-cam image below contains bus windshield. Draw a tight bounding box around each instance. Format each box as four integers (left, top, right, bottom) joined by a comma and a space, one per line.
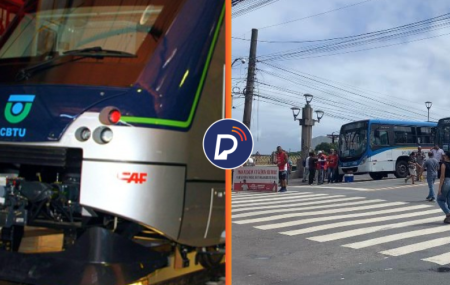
0, 0, 183, 87
339, 121, 368, 160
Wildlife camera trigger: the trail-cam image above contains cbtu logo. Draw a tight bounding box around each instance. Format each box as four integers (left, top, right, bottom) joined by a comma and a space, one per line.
203, 119, 253, 169
4, 95, 35, 124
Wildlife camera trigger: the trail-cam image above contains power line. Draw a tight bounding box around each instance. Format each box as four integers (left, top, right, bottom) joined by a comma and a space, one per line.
257, 0, 376, 30
256, 13, 450, 61
232, 0, 281, 18
256, 66, 440, 121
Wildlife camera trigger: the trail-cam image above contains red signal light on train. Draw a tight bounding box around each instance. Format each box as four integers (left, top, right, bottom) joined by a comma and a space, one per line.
99, 106, 121, 125
109, 110, 121, 124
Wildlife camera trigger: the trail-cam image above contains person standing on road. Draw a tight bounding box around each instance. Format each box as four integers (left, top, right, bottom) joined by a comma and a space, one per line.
317, 151, 327, 185
437, 151, 450, 224
327, 149, 338, 183
433, 144, 445, 178
302, 155, 310, 183
405, 152, 420, 184
423, 151, 439, 201
308, 151, 318, 185
416, 146, 426, 182
276, 146, 289, 192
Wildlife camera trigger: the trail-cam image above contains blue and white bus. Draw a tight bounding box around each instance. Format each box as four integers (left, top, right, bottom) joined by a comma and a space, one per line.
338, 119, 437, 180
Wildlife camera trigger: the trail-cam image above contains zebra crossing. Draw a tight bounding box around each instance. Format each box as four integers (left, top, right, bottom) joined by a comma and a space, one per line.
232, 190, 450, 266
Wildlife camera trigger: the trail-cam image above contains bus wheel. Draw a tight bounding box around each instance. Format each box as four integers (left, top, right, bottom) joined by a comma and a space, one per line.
369, 173, 383, 180
395, 160, 408, 178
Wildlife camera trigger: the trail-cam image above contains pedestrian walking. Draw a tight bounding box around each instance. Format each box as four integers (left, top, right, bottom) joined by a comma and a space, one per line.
317, 151, 327, 185
302, 155, 310, 183
308, 151, 318, 185
327, 149, 338, 183
405, 152, 421, 184
437, 151, 450, 224
276, 146, 289, 192
423, 151, 439, 201
416, 146, 426, 181
432, 144, 445, 178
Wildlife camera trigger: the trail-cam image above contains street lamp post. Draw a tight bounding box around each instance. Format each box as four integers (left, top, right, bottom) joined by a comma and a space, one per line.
232, 58, 246, 67
291, 94, 325, 179
425, 101, 432, 122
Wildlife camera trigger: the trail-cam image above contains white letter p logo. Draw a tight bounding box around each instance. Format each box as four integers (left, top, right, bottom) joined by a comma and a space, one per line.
214, 134, 238, 160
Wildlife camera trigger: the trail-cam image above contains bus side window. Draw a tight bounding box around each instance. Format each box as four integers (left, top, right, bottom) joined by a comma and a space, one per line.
371, 129, 389, 146
417, 127, 433, 144
394, 126, 415, 144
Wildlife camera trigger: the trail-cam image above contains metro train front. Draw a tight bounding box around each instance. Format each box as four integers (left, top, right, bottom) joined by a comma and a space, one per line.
0, 1, 225, 284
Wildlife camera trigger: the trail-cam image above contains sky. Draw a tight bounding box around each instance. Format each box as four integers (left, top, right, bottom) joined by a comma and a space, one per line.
232, 0, 450, 154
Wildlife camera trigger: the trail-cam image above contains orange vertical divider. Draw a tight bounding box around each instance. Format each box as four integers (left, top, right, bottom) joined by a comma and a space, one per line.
225, 0, 232, 284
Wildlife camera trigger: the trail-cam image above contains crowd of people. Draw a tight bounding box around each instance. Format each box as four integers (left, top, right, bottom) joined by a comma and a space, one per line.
302, 149, 339, 186
272, 146, 340, 192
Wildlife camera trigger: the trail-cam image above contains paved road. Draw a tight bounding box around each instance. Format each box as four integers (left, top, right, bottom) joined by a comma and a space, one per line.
232, 177, 450, 285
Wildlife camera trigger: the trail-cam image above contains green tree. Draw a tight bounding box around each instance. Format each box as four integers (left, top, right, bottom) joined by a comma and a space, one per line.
314, 142, 338, 154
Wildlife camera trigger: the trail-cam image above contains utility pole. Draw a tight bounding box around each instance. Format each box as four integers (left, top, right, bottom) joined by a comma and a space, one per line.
242, 29, 258, 129
327, 132, 339, 144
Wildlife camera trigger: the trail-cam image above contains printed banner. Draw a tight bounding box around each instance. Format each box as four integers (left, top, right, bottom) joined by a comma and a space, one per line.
233, 166, 279, 192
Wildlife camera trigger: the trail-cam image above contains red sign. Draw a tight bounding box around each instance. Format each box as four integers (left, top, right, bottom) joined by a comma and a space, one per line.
118, 172, 147, 184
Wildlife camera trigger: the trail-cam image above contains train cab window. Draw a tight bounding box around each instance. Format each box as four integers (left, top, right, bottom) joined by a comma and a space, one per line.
394, 126, 415, 144
371, 129, 389, 147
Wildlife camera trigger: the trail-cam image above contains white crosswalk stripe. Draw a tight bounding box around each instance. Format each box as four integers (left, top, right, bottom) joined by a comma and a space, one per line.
343, 226, 450, 249
423, 252, 450, 265
380, 236, 450, 256
234, 201, 405, 224
232, 199, 386, 219
257, 204, 430, 231
232, 196, 358, 213
233, 190, 450, 266
281, 209, 439, 236
232, 193, 325, 204
307, 216, 442, 242
232, 195, 338, 208
231, 192, 312, 200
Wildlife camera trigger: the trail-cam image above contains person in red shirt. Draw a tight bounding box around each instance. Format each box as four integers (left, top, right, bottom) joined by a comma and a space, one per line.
276, 146, 289, 192
327, 149, 338, 183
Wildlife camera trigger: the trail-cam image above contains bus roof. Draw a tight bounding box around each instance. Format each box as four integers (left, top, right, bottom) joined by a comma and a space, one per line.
341, 119, 436, 128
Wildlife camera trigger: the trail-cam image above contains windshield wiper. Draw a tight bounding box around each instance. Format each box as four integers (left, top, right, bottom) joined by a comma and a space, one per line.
63, 46, 136, 58
15, 47, 136, 82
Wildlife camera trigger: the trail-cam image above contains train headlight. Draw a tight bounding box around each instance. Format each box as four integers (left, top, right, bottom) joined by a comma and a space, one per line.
75, 127, 91, 142
93, 127, 113, 144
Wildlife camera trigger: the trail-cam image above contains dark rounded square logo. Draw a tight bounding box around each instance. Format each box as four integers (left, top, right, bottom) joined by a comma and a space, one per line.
203, 119, 254, 169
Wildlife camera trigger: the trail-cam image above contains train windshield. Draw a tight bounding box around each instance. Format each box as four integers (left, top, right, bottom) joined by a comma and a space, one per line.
339, 121, 368, 160
0, 0, 183, 86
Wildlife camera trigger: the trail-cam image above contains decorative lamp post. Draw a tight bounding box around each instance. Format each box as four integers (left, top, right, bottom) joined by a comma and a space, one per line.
425, 101, 432, 122
291, 94, 325, 178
